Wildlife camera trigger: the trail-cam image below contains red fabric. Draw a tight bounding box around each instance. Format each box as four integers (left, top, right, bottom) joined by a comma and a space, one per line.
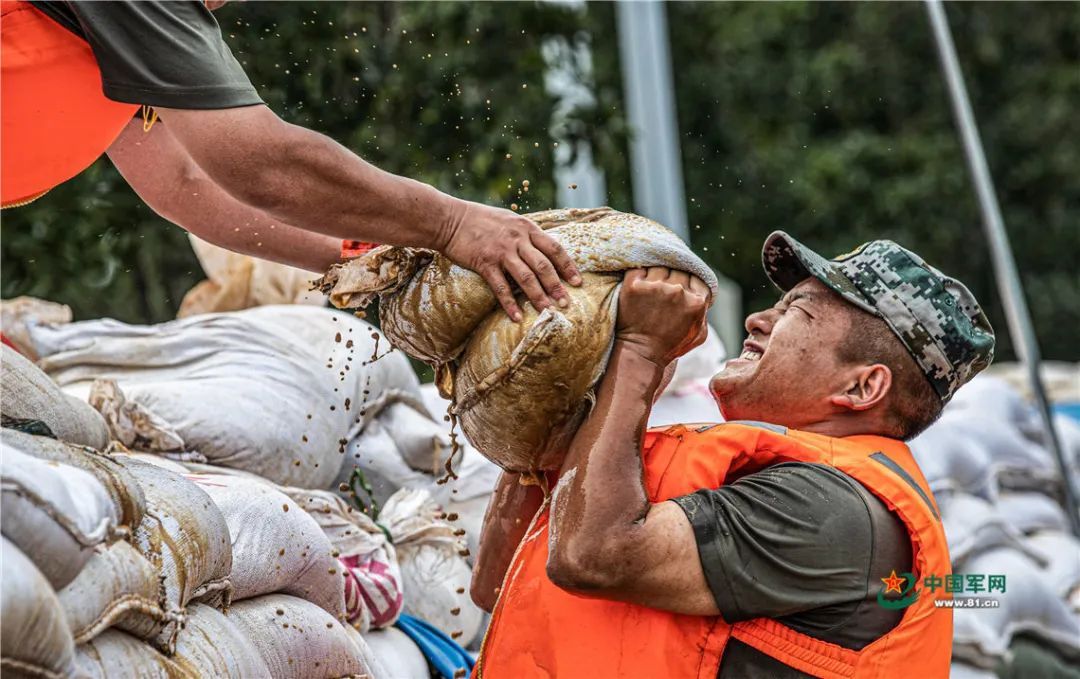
0, 333, 22, 355
1, 1, 139, 206
341, 240, 378, 260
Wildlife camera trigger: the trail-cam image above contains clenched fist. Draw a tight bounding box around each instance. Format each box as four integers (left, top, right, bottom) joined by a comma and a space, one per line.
615, 267, 710, 367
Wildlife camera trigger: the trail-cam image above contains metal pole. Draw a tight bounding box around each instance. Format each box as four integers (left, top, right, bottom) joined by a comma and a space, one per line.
925, 0, 1080, 535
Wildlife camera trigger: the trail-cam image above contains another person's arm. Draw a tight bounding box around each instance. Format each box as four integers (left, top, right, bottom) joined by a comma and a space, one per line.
470, 471, 545, 613
107, 118, 341, 273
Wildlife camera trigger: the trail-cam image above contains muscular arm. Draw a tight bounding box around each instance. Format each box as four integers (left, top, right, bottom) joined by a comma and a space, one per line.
154, 106, 580, 318
107, 118, 340, 272
546, 268, 718, 615
470, 471, 545, 613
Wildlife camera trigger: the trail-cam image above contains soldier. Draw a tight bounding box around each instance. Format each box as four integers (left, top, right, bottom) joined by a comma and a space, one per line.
474, 233, 994, 678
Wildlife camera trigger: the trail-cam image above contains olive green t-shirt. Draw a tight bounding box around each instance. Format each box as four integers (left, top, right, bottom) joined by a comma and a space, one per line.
31, 0, 261, 109
672, 461, 914, 678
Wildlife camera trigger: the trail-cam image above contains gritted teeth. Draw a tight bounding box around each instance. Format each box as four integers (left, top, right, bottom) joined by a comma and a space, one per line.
739, 350, 762, 361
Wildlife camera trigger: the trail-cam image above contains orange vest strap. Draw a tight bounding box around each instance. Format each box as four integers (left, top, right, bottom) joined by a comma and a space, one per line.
731, 618, 858, 679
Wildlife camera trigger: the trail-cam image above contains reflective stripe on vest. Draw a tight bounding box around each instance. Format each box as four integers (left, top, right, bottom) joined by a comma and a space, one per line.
477, 423, 953, 679
1, 0, 138, 207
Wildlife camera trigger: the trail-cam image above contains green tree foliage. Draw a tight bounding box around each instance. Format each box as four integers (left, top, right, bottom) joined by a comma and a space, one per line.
666, 2, 1080, 360
2, 2, 1076, 361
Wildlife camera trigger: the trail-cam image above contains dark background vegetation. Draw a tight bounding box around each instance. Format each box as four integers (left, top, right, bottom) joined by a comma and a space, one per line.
3, 2, 1077, 360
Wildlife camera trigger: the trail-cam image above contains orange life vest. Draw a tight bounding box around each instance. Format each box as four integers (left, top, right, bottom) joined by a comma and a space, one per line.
477, 421, 953, 679
1, 0, 138, 208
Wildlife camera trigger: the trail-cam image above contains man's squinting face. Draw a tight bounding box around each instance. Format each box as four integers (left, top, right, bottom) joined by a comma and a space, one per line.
710, 278, 857, 428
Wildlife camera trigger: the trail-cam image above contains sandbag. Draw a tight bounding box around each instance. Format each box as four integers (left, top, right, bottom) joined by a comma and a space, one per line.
341, 625, 391, 679
185, 472, 345, 618
909, 423, 996, 501
1, 445, 121, 588
936, 412, 1060, 493
119, 458, 233, 652
336, 419, 433, 508
31, 306, 420, 488
77, 630, 186, 679
996, 491, 1070, 535
2, 344, 110, 449
284, 487, 403, 631
178, 234, 326, 317
948, 374, 1040, 436
0, 296, 72, 361
319, 207, 719, 471
227, 594, 372, 679
378, 400, 455, 474
1025, 531, 1080, 604
938, 493, 1043, 569
363, 627, 429, 679
952, 547, 1080, 669
949, 663, 997, 679
3, 428, 145, 531
1, 537, 80, 679
381, 488, 484, 646
59, 540, 176, 645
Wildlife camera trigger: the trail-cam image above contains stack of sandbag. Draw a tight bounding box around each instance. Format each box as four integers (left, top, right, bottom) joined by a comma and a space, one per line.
319, 207, 719, 472
2, 344, 108, 448
0, 295, 72, 360
380, 488, 485, 648
25, 304, 436, 488
918, 374, 1080, 676
178, 234, 326, 317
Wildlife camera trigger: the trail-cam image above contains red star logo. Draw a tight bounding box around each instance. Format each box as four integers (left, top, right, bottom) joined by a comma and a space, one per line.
881, 570, 905, 595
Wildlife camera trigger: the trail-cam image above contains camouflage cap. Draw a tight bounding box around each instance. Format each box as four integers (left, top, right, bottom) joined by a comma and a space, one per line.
762, 231, 995, 402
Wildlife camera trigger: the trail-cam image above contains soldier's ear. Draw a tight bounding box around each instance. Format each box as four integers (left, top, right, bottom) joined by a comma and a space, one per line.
829, 364, 892, 412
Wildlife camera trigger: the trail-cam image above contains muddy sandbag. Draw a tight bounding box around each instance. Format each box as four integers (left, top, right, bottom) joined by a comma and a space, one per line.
341, 625, 391, 679
3, 428, 145, 531
227, 594, 372, 679
59, 540, 177, 645
2, 344, 109, 449
178, 234, 326, 318
319, 207, 719, 471
363, 627, 429, 679
0, 296, 72, 361
76, 630, 187, 679
1, 445, 122, 588
31, 306, 420, 488
185, 472, 345, 618
1, 537, 80, 679
118, 458, 232, 652
284, 487, 403, 631
381, 488, 484, 646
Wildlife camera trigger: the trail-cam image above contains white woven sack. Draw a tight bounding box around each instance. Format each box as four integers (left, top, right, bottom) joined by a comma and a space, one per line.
1024, 531, 1080, 604
30, 306, 417, 488
1, 344, 109, 449
227, 594, 371, 679
1, 445, 121, 588
341, 624, 392, 679
77, 629, 187, 678
186, 472, 345, 618
381, 488, 484, 646
118, 458, 233, 653
909, 422, 996, 501
996, 492, 1070, 535
363, 627, 429, 679
336, 419, 435, 508
938, 492, 1043, 569
59, 540, 177, 645
952, 547, 1080, 669
1, 537, 80, 679
175, 604, 270, 678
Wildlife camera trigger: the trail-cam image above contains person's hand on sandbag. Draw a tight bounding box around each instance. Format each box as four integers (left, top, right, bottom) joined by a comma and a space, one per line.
440, 200, 583, 321
616, 267, 711, 368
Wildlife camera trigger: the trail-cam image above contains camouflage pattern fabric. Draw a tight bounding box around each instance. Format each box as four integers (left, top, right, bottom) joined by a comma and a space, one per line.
762, 231, 995, 402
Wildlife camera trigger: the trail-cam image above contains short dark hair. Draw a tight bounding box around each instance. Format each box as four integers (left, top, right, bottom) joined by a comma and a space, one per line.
836, 305, 944, 440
